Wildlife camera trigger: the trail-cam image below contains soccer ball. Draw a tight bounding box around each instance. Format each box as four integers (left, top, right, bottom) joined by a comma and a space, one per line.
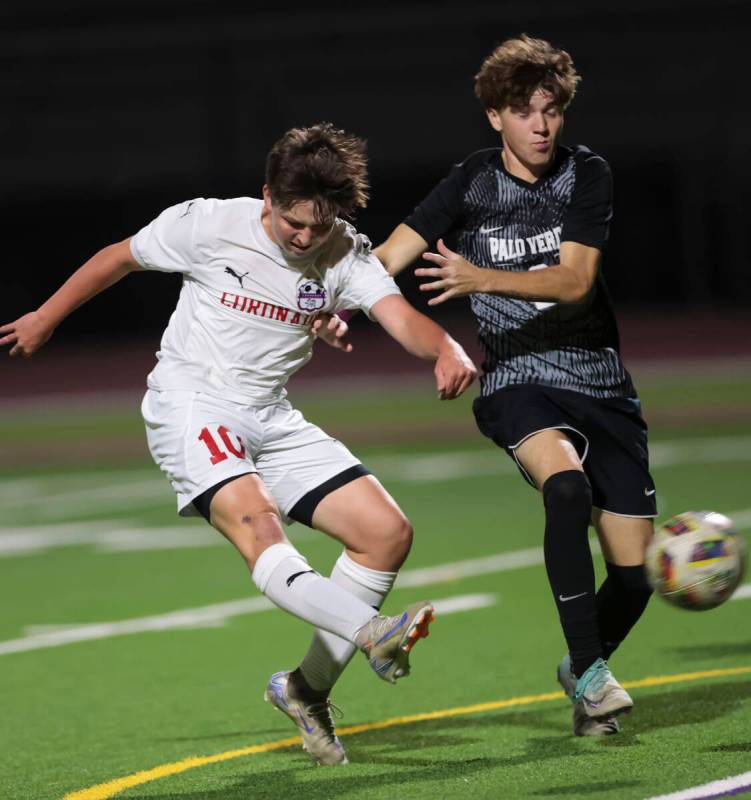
645, 511, 746, 611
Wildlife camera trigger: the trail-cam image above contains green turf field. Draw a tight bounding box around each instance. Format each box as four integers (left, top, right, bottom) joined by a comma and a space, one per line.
1, 369, 750, 800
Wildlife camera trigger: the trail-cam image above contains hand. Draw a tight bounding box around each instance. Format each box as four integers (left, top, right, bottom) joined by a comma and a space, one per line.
415, 239, 486, 306
312, 313, 353, 353
434, 338, 477, 400
0, 311, 54, 357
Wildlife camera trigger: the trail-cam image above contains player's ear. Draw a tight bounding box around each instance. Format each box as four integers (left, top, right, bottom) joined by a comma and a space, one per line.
262, 184, 273, 213
486, 108, 503, 133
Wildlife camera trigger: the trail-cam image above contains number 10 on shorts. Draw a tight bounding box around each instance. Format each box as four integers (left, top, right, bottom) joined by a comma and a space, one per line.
198, 425, 246, 465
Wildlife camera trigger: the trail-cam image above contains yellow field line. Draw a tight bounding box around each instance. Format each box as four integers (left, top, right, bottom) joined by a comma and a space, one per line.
63, 665, 751, 800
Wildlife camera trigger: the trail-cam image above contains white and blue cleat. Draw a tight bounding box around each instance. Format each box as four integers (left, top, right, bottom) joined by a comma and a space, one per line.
264, 671, 348, 766
355, 601, 435, 684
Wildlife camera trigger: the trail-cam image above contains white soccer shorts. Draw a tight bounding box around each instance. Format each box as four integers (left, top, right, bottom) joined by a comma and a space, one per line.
141, 389, 362, 519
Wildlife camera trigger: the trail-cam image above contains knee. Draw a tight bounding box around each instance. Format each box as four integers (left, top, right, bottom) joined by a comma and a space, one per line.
607, 562, 653, 601
542, 470, 592, 511
374, 512, 413, 568
213, 502, 286, 564
390, 514, 414, 562
250, 508, 287, 549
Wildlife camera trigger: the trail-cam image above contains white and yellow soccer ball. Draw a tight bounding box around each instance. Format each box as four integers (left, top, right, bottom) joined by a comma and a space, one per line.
646, 511, 746, 611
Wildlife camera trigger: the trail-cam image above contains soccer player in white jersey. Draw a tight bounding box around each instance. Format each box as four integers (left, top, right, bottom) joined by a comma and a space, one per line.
1, 123, 477, 766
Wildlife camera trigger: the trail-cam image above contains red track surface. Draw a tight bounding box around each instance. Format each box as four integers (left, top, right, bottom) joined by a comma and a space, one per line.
2, 310, 749, 401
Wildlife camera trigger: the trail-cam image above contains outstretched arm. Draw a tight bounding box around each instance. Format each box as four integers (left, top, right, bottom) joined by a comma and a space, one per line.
0, 238, 141, 357
370, 294, 477, 400
415, 239, 600, 306
373, 224, 428, 278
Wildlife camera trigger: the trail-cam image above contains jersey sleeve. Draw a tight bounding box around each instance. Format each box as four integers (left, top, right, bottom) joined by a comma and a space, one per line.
335, 234, 402, 318
402, 161, 467, 244
130, 198, 204, 274
560, 152, 613, 250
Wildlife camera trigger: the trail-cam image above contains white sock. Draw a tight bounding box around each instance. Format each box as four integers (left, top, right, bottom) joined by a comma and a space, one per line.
299, 551, 397, 692
252, 543, 377, 642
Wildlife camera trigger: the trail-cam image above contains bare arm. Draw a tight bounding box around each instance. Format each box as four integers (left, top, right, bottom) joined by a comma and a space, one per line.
0, 238, 142, 357
373, 224, 428, 278
370, 294, 477, 399
415, 239, 600, 306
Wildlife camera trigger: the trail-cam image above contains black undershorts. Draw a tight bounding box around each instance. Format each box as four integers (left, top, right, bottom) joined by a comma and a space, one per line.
473, 385, 657, 517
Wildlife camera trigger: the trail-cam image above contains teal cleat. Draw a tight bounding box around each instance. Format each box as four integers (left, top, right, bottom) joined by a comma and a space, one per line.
557, 654, 626, 736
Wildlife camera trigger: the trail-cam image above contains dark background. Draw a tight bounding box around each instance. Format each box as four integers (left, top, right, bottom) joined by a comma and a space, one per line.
2, 0, 749, 343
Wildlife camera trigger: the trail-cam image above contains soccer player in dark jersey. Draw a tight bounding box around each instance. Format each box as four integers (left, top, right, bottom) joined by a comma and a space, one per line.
374, 34, 656, 736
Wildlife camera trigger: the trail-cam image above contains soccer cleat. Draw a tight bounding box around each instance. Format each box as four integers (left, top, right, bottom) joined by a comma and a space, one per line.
354, 601, 434, 684
567, 656, 633, 719
264, 671, 348, 766
556, 654, 620, 736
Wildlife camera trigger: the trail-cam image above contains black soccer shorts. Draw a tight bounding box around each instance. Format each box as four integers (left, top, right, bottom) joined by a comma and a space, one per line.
473, 385, 657, 517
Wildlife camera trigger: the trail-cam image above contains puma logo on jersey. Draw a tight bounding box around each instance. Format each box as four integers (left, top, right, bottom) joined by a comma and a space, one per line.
179, 200, 196, 218
225, 266, 249, 288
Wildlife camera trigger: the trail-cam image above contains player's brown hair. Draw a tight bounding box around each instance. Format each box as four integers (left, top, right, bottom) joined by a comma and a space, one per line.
265, 123, 369, 222
474, 34, 580, 111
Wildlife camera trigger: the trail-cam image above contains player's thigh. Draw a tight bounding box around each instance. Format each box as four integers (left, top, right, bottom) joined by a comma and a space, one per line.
256, 401, 362, 519
513, 428, 584, 489
592, 509, 653, 566
143, 390, 259, 510
311, 475, 413, 571
209, 473, 288, 564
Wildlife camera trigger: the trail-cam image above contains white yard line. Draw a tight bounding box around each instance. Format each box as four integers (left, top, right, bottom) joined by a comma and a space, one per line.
2, 434, 751, 520
0, 592, 497, 657
731, 584, 751, 601
2, 512, 749, 656
432, 593, 497, 614
643, 770, 751, 800
395, 546, 555, 588
1, 507, 748, 560
0, 522, 314, 557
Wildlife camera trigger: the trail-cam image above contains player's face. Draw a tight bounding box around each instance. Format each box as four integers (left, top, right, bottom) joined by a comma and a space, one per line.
262, 186, 335, 258
487, 88, 564, 181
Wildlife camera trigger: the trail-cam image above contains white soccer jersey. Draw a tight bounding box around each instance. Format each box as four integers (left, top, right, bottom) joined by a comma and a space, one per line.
130, 197, 400, 404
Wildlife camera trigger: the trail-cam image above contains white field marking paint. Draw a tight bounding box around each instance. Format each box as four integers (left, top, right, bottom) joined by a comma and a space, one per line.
0, 522, 314, 558
432, 593, 497, 614
394, 545, 574, 588
731, 584, 751, 601
0, 521, 126, 556
643, 770, 751, 800
2, 434, 751, 521
368, 451, 516, 482
0, 505, 747, 562
649, 436, 751, 468
0, 592, 496, 657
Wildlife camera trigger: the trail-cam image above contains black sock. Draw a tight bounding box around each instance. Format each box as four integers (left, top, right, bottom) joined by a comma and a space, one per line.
542, 470, 601, 678
596, 562, 653, 660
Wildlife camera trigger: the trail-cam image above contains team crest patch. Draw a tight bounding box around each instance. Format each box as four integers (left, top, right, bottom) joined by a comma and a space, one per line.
297, 279, 326, 311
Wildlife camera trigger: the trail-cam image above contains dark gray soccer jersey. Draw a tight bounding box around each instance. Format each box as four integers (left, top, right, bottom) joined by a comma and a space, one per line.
405, 145, 635, 399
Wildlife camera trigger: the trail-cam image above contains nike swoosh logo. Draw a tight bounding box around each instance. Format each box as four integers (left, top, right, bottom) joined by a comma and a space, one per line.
296, 709, 315, 734
479, 225, 505, 234
373, 612, 408, 646
644, 488, 656, 496
559, 592, 588, 602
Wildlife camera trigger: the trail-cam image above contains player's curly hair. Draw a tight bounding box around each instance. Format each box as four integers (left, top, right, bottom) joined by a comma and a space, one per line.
265, 123, 369, 222
474, 34, 580, 111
